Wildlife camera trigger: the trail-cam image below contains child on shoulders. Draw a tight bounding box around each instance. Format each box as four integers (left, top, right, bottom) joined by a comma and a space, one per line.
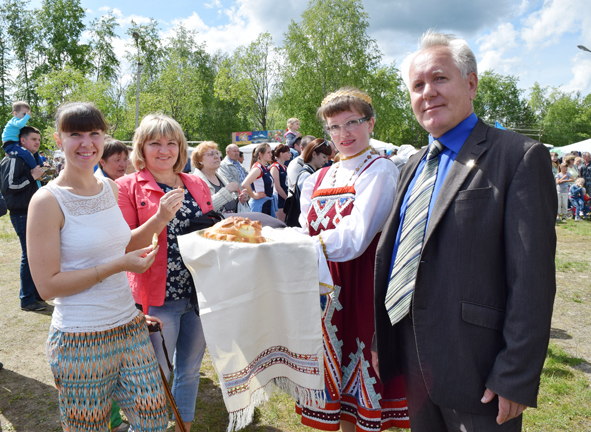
2, 101, 40, 169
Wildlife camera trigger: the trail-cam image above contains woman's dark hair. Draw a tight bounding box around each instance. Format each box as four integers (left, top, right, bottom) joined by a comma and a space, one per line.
302, 138, 332, 164
55, 102, 108, 133
100, 137, 129, 167
273, 144, 290, 159
251, 143, 271, 168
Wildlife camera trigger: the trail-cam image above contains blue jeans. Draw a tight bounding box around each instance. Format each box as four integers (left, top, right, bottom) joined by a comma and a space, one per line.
10, 214, 40, 307
571, 197, 587, 216
148, 298, 205, 422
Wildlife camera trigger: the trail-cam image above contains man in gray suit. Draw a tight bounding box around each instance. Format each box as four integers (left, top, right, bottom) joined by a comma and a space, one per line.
218, 143, 247, 184
373, 31, 556, 431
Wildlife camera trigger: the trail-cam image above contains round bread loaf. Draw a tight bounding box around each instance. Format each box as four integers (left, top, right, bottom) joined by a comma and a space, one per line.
202, 216, 266, 243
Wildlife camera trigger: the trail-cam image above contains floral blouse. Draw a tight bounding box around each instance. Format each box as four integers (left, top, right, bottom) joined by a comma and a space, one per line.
157, 182, 203, 301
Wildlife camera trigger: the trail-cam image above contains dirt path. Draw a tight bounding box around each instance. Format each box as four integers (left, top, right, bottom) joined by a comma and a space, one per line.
0, 216, 590, 431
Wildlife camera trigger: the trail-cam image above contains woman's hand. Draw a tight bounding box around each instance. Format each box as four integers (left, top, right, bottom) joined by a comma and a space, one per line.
145, 314, 164, 331
225, 181, 241, 194
239, 189, 249, 203
121, 245, 159, 274
156, 188, 185, 223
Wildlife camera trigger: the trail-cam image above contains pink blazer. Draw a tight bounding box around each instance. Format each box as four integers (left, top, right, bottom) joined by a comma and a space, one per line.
116, 169, 213, 313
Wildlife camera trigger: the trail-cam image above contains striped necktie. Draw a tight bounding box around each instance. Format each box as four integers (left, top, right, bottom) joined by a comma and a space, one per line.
385, 140, 444, 326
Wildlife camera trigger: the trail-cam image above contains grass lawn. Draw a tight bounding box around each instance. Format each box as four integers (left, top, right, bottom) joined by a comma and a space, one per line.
0, 214, 590, 431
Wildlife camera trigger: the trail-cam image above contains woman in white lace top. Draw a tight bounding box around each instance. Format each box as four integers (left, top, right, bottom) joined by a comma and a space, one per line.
27, 102, 168, 432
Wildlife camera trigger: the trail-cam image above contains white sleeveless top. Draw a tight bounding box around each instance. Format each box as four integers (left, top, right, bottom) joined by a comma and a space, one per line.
45, 177, 138, 332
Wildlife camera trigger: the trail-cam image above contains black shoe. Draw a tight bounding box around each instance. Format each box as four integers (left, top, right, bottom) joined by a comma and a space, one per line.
0, 362, 3, 371
21, 301, 47, 312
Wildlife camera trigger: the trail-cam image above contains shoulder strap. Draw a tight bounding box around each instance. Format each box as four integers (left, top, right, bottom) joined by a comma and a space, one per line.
313, 166, 330, 191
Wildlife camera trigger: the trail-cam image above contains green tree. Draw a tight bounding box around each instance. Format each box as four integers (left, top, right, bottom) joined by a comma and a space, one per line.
125, 19, 164, 86
2, 0, 38, 105
279, 0, 382, 137
541, 90, 591, 146
37, 65, 130, 138
528, 82, 550, 123
206, 51, 251, 146
215, 32, 278, 130
364, 63, 418, 145
473, 71, 535, 128
36, 0, 89, 76
88, 13, 120, 83
0, 13, 12, 125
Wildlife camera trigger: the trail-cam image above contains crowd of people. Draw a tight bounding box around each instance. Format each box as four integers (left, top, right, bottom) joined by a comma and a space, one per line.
0, 30, 564, 432
550, 150, 591, 221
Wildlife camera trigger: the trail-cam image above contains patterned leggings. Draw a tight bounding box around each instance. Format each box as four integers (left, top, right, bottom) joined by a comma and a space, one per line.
47, 313, 168, 432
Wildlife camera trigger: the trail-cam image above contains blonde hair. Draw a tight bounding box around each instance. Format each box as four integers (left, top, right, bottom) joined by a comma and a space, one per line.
287, 118, 299, 129
564, 154, 575, 164
192, 141, 219, 170
131, 114, 187, 173
12, 101, 30, 113
317, 87, 374, 121
575, 177, 585, 186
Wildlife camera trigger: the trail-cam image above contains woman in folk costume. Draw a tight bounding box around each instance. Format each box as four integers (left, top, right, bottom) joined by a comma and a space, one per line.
296, 87, 409, 431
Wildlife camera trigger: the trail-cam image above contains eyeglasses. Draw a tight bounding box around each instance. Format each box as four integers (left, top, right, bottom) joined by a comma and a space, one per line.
204, 151, 221, 158
325, 117, 370, 135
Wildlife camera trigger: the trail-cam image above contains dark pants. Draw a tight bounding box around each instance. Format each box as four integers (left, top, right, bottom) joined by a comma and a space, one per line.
10, 214, 40, 307
261, 199, 272, 216
399, 315, 522, 432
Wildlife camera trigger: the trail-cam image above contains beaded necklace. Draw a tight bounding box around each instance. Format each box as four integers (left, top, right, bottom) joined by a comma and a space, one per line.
329, 149, 375, 187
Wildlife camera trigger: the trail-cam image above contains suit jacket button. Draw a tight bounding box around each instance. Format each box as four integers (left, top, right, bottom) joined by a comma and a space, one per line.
207, 201, 211, 205
141, 201, 146, 206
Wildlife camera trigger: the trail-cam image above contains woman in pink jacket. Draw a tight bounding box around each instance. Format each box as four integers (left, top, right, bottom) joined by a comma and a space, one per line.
117, 114, 213, 432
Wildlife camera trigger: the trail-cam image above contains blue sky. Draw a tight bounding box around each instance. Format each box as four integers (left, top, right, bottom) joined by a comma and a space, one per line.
30, 0, 591, 97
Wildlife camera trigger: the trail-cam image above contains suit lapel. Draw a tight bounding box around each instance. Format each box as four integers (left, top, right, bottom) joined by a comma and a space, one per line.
423, 120, 489, 247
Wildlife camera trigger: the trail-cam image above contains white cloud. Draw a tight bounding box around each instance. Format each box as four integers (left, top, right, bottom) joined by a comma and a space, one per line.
367, 0, 518, 36
477, 23, 521, 74
478, 23, 518, 53
204, 0, 222, 8
167, 0, 301, 56
165, 11, 253, 54
562, 53, 591, 94
521, 0, 590, 49
516, 0, 530, 16
102, 7, 153, 27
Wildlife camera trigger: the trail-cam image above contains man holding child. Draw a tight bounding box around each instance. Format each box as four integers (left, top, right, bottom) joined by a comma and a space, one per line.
1, 125, 46, 311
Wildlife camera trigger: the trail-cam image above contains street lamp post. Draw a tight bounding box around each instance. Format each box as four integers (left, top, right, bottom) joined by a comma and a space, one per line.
133, 32, 142, 130
577, 45, 591, 53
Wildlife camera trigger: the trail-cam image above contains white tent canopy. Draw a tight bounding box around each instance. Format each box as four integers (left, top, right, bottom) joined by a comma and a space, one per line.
239, 138, 399, 169
552, 138, 591, 155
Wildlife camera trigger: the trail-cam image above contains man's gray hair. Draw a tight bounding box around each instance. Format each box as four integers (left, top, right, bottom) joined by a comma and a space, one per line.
401, 30, 478, 90
582, 152, 591, 157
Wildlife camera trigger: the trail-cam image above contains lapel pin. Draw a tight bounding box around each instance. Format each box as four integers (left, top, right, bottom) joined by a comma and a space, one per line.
467, 159, 475, 168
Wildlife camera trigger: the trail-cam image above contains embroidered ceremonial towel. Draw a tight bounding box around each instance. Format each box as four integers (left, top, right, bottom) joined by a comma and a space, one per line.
178, 227, 325, 431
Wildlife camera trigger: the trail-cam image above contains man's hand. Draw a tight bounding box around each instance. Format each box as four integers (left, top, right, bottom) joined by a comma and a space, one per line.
31, 166, 44, 180
481, 388, 527, 424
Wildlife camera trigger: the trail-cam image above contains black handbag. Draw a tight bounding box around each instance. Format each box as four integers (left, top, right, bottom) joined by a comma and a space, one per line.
185, 210, 225, 233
